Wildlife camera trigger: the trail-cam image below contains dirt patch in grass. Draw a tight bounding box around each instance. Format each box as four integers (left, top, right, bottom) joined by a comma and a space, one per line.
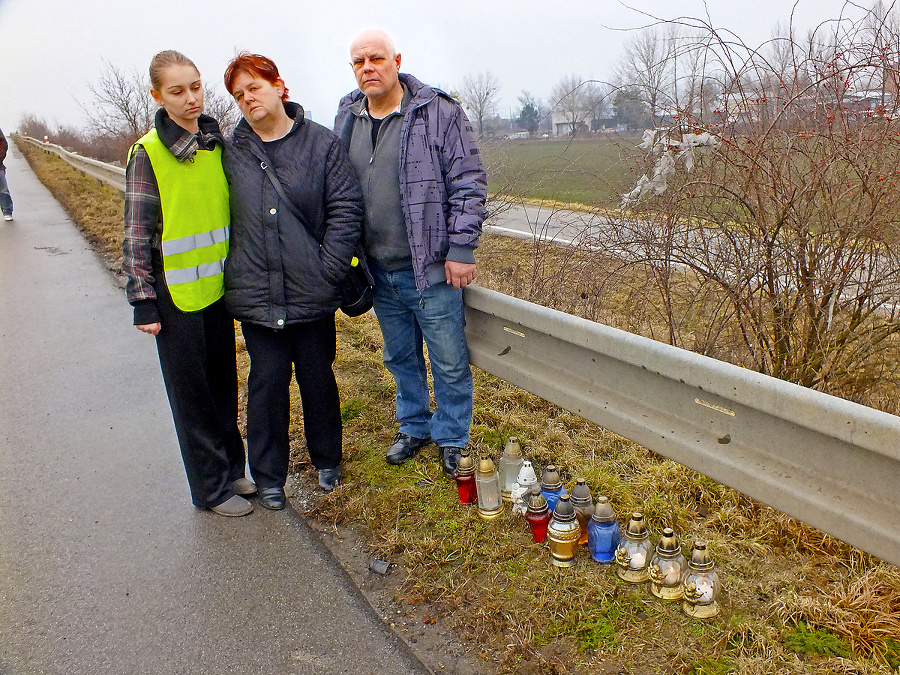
21, 138, 899, 675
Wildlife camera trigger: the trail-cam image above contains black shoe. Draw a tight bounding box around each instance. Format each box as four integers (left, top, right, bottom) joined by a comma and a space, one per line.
318, 467, 342, 492
439, 446, 464, 478
386, 432, 431, 465
258, 486, 286, 510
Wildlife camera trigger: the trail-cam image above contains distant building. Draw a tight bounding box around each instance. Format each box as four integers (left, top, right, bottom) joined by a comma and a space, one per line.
550, 109, 591, 136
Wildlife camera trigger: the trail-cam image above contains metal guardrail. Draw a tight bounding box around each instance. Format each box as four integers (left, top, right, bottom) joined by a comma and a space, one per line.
464, 285, 900, 567
20, 132, 900, 566
17, 134, 126, 194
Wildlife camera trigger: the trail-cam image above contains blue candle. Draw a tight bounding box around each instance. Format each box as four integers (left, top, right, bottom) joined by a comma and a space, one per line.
587, 496, 620, 563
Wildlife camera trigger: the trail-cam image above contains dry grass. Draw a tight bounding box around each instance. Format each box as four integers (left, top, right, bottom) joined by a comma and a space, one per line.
17, 140, 125, 273
20, 138, 900, 675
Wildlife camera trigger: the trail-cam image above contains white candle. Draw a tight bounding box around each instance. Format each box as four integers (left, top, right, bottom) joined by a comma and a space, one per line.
695, 579, 714, 603
629, 549, 646, 569
663, 563, 681, 585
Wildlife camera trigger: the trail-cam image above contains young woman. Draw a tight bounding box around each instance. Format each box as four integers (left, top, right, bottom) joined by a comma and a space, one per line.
123, 50, 254, 516
222, 53, 364, 508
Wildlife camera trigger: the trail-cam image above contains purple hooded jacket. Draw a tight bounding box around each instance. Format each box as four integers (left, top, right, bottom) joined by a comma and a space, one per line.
334, 73, 488, 291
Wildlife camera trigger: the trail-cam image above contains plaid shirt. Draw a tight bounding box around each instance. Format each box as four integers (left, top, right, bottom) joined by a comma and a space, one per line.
122, 110, 223, 324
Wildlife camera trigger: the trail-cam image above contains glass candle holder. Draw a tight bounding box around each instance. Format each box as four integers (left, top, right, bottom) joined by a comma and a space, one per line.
475, 453, 504, 519
682, 541, 721, 619
524, 485, 551, 543
454, 448, 477, 505
587, 496, 620, 563
547, 495, 580, 568
569, 478, 594, 546
510, 460, 538, 516
649, 527, 686, 600
498, 437, 524, 504
614, 512, 653, 583
540, 465, 564, 512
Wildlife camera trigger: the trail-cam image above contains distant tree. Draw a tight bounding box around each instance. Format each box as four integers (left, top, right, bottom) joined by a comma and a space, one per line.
460, 71, 501, 137
203, 84, 240, 135
516, 91, 541, 135
19, 114, 52, 140
613, 87, 649, 129
615, 27, 676, 123
83, 59, 155, 141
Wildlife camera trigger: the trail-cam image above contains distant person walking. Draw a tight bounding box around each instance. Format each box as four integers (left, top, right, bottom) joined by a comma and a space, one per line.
123, 50, 254, 517
334, 29, 488, 477
0, 127, 14, 221
222, 53, 364, 507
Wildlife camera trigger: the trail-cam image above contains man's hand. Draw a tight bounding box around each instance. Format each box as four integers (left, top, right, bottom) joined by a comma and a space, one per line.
136, 322, 161, 335
445, 261, 476, 290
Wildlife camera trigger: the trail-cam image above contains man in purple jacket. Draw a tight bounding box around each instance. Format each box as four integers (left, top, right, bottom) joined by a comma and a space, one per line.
334, 29, 488, 478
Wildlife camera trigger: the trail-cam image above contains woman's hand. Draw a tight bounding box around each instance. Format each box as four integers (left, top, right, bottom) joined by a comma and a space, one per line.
136, 322, 161, 335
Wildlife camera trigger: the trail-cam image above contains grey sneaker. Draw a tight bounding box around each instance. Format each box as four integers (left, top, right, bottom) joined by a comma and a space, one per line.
318, 467, 342, 492
232, 477, 257, 496
209, 494, 253, 517
3, 214, 12, 222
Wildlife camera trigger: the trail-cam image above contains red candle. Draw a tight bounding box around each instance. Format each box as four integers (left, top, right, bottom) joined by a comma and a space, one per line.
526, 510, 551, 543
456, 473, 477, 504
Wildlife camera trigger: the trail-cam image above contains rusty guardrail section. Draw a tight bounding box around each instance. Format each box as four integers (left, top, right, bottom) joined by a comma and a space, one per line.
464, 285, 900, 567
22, 132, 900, 566
18, 134, 126, 194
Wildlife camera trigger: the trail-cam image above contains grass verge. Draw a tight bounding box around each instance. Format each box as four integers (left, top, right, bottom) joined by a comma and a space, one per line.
19, 137, 900, 675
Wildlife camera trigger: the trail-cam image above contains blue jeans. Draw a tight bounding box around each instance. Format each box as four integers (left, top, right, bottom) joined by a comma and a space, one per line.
371, 265, 473, 448
0, 168, 12, 216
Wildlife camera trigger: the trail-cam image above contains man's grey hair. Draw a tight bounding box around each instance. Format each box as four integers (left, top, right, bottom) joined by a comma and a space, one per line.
350, 29, 398, 58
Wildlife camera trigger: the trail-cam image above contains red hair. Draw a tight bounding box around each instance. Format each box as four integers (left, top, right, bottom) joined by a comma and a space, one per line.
224, 52, 290, 100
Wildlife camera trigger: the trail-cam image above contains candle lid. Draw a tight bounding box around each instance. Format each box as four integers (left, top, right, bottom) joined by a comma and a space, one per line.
525, 485, 549, 515
551, 494, 576, 521
591, 496, 617, 523
502, 437, 523, 459
540, 465, 563, 491
688, 541, 715, 570
515, 460, 537, 485
477, 454, 496, 476
624, 512, 650, 540
655, 527, 682, 557
455, 448, 476, 477
570, 478, 593, 506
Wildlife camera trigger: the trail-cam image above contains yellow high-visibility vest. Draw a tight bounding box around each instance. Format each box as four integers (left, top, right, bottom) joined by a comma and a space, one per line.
132, 129, 230, 312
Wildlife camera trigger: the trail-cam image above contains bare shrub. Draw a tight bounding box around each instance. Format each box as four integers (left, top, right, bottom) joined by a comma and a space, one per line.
601, 6, 900, 410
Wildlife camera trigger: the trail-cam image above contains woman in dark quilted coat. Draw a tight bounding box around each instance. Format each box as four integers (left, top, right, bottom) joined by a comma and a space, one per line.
223, 53, 364, 507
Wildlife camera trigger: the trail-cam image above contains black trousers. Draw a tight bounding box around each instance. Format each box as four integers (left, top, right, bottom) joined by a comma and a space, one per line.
155, 282, 246, 508
241, 316, 342, 489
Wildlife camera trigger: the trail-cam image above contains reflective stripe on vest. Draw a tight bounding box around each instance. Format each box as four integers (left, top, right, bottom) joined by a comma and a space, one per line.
164, 259, 226, 286
162, 225, 230, 256
133, 129, 230, 312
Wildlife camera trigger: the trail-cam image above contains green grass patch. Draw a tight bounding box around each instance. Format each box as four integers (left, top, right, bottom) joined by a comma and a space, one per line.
882, 639, 900, 669
782, 621, 851, 658
482, 136, 641, 206
339, 397, 367, 423
686, 656, 735, 674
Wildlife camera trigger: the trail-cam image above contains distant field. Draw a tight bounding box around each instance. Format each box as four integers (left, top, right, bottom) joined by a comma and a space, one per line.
481, 135, 644, 207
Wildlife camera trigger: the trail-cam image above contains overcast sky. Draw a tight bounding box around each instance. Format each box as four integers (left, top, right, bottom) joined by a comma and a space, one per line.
0, 0, 873, 134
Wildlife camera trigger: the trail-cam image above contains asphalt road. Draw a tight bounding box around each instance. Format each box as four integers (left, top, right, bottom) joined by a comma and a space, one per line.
0, 146, 431, 675
487, 201, 605, 245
